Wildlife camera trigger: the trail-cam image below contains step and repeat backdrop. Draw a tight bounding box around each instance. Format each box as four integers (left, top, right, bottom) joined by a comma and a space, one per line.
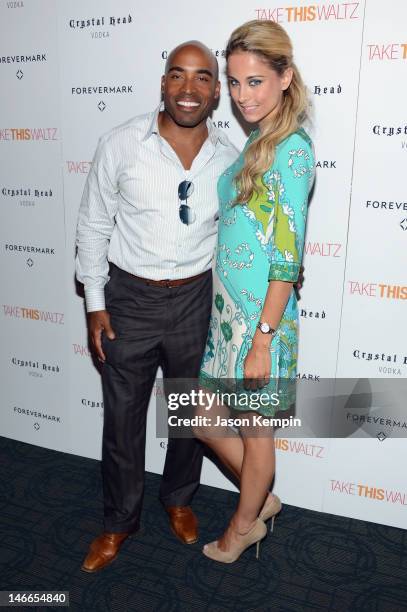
1, 0, 406, 529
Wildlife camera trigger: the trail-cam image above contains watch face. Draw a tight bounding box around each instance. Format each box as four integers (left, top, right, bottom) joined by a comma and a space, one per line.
260, 322, 270, 333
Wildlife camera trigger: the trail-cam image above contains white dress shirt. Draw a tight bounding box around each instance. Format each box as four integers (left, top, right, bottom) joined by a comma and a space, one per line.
76, 105, 238, 312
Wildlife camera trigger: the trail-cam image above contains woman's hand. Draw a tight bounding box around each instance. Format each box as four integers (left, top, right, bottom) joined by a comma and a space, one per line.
243, 333, 271, 390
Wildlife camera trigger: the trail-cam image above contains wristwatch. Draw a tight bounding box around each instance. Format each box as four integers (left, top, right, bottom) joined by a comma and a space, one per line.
257, 321, 276, 335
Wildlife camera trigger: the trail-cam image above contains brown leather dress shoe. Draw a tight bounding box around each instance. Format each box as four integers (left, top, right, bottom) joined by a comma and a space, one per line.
166, 506, 198, 544
81, 532, 130, 573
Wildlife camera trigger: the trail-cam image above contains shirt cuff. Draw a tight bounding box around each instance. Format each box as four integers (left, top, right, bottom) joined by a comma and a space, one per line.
268, 261, 300, 282
85, 288, 106, 312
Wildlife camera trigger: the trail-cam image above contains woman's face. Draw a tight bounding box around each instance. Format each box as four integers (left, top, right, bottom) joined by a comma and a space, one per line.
227, 51, 292, 132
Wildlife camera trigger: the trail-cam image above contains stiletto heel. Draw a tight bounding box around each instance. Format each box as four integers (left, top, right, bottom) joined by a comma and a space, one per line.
259, 493, 282, 532
203, 519, 267, 564
270, 515, 275, 533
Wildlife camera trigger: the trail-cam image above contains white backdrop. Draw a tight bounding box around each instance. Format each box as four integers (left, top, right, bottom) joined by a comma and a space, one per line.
1, 0, 406, 529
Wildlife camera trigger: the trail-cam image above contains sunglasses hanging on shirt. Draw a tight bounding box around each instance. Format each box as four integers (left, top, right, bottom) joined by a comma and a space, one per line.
178, 180, 196, 225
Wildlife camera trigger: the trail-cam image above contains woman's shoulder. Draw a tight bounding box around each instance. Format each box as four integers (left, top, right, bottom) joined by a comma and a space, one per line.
266, 129, 314, 184
278, 128, 313, 153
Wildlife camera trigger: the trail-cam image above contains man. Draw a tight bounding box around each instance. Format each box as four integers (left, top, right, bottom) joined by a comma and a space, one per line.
76, 41, 238, 572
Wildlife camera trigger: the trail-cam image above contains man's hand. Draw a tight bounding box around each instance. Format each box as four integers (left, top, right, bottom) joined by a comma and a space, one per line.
88, 310, 116, 362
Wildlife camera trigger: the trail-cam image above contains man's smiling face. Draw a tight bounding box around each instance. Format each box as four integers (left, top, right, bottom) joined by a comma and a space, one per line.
161, 44, 220, 129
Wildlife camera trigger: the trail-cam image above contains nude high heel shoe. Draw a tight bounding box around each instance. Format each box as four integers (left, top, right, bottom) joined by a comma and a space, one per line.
259, 494, 282, 533
202, 519, 267, 563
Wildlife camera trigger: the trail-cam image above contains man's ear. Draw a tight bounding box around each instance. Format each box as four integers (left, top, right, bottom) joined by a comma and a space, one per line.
160, 74, 166, 95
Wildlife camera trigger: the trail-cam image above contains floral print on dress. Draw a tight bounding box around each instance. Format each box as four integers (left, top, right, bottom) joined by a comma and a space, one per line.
200, 129, 315, 416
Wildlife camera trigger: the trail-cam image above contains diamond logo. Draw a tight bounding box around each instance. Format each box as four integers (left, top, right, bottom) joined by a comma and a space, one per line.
98, 101, 106, 112
27, 258, 34, 267
377, 432, 386, 442
400, 218, 407, 231
16, 69, 23, 79
34, 422, 40, 431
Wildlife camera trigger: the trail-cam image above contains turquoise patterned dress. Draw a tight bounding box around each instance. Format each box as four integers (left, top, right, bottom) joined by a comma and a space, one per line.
199, 129, 315, 416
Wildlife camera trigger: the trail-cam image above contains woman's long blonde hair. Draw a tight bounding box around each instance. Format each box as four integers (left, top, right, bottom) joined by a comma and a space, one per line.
226, 20, 308, 204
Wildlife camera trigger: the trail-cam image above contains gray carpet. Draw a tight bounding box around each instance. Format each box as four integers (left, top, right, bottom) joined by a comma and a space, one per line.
0, 436, 406, 611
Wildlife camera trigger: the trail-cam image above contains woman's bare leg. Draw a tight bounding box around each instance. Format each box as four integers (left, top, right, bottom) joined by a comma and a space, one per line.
194, 403, 276, 550
194, 397, 244, 479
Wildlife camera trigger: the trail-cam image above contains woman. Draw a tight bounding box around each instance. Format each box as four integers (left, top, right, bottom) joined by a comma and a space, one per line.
196, 20, 315, 563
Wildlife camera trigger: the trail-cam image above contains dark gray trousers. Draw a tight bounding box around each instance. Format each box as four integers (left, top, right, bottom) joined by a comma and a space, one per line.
101, 264, 212, 533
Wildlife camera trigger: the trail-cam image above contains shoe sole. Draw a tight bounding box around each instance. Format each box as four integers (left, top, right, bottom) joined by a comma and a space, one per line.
170, 525, 198, 545
81, 553, 119, 573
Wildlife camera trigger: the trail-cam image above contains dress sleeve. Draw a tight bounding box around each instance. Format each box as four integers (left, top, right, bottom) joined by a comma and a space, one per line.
266, 133, 315, 283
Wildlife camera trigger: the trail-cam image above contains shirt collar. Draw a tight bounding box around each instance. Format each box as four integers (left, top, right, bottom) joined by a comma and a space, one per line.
142, 105, 161, 141
207, 118, 230, 147
142, 103, 229, 147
